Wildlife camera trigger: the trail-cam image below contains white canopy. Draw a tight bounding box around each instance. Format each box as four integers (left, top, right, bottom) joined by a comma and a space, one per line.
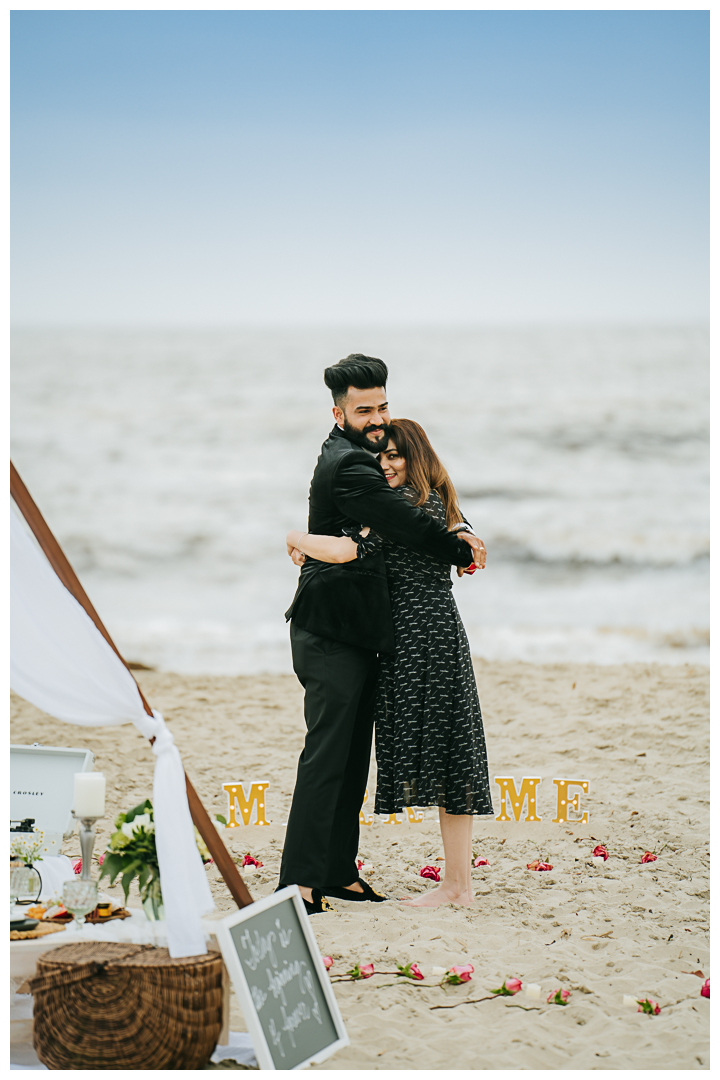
10, 507, 215, 957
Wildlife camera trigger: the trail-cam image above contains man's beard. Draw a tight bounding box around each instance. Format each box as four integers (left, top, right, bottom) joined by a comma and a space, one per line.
341, 419, 391, 453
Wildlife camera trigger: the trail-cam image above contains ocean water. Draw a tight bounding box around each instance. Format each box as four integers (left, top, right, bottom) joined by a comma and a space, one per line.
10, 325, 709, 673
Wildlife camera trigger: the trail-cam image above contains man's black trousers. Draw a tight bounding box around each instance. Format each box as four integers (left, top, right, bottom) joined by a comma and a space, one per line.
279, 623, 379, 890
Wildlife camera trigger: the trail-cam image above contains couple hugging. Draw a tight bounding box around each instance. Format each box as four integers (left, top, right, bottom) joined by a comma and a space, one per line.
278, 354, 494, 914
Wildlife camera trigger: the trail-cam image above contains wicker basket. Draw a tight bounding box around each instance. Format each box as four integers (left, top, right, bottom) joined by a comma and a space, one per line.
28, 941, 224, 1070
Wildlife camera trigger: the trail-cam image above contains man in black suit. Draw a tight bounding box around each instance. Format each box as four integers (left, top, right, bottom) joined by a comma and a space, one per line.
279, 354, 485, 912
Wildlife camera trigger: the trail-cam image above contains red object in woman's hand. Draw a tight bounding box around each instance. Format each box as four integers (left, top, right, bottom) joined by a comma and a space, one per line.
463, 564, 477, 575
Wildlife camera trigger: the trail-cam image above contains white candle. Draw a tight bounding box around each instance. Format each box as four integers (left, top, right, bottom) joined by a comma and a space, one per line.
623, 994, 638, 1008
525, 983, 542, 1000
74, 773, 106, 817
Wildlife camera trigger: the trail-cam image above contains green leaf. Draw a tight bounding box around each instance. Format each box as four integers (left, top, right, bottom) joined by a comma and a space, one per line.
125, 799, 153, 824
119, 860, 142, 903
98, 852, 127, 885
215, 814, 227, 826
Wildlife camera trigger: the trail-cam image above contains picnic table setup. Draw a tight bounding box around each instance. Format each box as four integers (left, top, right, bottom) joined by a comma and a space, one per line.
10, 907, 234, 1069
10, 465, 346, 1071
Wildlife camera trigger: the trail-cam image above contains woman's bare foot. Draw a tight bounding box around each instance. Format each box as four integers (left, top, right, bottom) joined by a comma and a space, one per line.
400, 886, 474, 908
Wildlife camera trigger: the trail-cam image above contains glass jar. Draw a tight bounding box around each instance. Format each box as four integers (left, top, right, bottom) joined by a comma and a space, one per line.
10, 860, 42, 904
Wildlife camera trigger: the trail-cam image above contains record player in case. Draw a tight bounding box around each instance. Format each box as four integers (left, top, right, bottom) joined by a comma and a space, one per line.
10, 743, 95, 856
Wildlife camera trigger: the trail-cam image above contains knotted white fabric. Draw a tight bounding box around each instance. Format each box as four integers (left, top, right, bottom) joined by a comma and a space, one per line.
133, 709, 214, 957
10, 508, 214, 957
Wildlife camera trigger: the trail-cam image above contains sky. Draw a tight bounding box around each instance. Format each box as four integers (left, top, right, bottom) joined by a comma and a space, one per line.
11, 9, 709, 325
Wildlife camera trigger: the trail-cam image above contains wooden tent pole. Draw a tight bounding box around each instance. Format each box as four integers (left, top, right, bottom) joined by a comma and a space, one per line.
10, 461, 253, 909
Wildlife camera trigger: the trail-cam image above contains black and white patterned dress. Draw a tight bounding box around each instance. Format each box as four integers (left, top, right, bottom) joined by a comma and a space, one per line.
353, 487, 494, 817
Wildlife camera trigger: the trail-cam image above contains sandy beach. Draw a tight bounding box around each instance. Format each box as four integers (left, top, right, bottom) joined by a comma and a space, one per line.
11, 659, 709, 1070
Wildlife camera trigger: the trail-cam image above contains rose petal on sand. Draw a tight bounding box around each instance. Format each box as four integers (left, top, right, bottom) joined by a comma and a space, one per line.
420, 865, 442, 881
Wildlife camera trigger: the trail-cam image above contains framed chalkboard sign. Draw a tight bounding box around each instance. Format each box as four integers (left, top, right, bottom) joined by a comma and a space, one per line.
215, 885, 349, 1070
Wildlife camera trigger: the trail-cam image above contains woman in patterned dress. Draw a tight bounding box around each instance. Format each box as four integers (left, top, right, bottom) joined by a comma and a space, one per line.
286, 419, 493, 907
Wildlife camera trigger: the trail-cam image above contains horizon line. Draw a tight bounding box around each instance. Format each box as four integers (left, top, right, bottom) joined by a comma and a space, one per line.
9, 318, 710, 332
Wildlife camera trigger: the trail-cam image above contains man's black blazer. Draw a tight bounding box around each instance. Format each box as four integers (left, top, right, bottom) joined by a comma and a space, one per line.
285, 426, 473, 653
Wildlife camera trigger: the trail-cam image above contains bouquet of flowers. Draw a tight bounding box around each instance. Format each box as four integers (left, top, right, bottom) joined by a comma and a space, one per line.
99, 799, 211, 911
10, 832, 45, 865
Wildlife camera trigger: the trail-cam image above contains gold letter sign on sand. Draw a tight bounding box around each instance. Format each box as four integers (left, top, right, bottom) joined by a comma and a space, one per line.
494, 777, 543, 822
358, 792, 425, 825
552, 779, 589, 824
223, 782, 270, 826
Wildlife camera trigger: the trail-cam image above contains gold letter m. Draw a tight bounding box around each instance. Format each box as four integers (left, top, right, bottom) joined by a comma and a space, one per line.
494, 776, 542, 822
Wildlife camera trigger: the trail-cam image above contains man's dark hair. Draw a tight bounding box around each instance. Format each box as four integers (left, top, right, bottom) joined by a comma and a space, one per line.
323, 354, 388, 407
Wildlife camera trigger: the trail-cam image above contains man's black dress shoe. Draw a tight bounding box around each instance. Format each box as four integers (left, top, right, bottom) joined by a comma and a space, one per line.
275, 885, 334, 915
274, 884, 335, 915
303, 889, 334, 915
323, 878, 388, 903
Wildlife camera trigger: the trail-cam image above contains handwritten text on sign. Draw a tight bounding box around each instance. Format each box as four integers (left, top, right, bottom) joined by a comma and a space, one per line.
228, 899, 339, 1068
239, 919, 322, 1056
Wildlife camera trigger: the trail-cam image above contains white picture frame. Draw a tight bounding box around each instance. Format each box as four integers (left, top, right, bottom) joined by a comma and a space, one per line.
215, 885, 349, 1070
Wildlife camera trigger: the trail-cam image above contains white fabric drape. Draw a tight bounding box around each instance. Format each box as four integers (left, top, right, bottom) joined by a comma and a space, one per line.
32, 855, 76, 901
133, 709, 217, 956
10, 508, 214, 957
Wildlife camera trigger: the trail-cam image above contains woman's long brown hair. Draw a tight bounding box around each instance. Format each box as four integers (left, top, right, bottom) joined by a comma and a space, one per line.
388, 418, 463, 528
